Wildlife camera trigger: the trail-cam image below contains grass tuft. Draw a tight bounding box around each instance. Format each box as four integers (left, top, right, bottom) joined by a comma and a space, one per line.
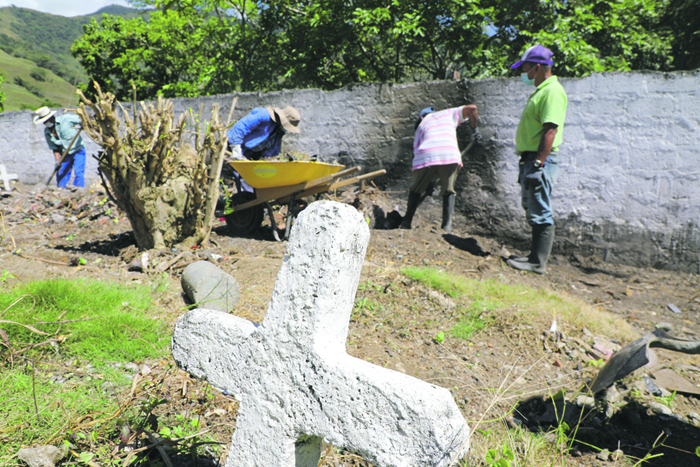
401, 266, 636, 341
0, 278, 170, 363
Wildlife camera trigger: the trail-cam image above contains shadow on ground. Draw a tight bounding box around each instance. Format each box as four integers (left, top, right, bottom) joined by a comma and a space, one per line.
442, 233, 490, 257
514, 393, 700, 465
54, 231, 136, 256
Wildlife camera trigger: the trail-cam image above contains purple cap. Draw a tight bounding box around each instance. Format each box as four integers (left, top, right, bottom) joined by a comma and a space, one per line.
511, 45, 554, 69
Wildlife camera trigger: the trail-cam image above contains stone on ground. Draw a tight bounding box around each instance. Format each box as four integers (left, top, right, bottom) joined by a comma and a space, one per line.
181, 260, 240, 312
17, 445, 64, 467
172, 200, 470, 467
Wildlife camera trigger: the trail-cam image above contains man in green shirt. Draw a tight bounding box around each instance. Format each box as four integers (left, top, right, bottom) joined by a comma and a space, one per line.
507, 45, 568, 275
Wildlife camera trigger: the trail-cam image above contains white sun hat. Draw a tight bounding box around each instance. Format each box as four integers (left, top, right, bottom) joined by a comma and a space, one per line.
33, 106, 57, 124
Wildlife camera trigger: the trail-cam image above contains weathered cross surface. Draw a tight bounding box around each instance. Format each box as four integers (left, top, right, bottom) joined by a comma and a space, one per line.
0, 164, 18, 191
172, 201, 470, 466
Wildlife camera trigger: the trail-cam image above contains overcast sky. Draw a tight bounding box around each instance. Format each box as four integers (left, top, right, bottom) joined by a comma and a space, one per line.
0, 0, 133, 17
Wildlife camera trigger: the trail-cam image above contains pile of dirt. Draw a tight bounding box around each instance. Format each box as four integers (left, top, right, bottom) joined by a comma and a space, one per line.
2, 182, 700, 466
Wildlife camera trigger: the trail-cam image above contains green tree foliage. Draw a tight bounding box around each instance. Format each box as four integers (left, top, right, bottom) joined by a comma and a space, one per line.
664, 0, 700, 70
72, 0, 277, 100
71, 0, 696, 101
261, 0, 496, 88
486, 0, 673, 76
14, 76, 44, 97
30, 67, 48, 82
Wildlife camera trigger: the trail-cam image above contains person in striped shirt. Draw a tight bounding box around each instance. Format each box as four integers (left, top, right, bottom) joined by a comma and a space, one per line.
400, 105, 479, 231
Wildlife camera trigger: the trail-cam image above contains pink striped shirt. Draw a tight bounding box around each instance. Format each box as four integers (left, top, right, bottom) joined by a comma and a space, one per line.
412, 107, 467, 170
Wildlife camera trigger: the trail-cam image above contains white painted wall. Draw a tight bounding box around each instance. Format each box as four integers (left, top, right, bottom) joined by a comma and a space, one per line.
2, 71, 698, 271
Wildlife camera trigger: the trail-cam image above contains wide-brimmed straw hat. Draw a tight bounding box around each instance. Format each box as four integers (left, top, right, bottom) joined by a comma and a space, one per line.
267, 106, 301, 133
33, 106, 57, 124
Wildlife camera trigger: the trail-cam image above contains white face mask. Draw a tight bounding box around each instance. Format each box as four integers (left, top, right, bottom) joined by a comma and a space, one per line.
44, 120, 54, 128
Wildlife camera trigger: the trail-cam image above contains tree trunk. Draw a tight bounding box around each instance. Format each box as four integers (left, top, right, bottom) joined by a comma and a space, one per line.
75, 84, 231, 250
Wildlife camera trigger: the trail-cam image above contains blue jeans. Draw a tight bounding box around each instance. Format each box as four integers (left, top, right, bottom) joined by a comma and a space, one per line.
56, 148, 86, 188
518, 152, 559, 226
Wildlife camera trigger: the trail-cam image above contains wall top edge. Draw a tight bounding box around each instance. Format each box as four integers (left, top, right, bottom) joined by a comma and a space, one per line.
3, 69, 699, 118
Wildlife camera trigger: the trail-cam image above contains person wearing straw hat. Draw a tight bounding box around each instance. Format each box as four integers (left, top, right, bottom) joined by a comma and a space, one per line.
226, 106, 301, 192
506, 44, 568, 275
33, 107, 86, 188
227, 106, 300, 161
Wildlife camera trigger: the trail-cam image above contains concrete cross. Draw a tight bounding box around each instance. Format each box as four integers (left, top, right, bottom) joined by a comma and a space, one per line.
172, 201, 470, 467
0, 164, 18, 191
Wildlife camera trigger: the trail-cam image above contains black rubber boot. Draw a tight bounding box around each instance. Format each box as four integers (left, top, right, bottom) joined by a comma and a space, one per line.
507, 224, 554, 274
441, 193, 455, 232
400, 191, 421, 229
509, 224, 541, 263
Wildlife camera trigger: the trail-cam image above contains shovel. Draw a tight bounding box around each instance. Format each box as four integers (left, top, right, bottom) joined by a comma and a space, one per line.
589, 329, 700, 393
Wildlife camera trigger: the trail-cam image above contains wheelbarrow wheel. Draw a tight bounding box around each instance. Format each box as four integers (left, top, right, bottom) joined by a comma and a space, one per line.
224, 192, 264, 235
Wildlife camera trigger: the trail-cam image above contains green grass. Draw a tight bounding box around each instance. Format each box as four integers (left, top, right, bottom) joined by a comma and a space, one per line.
401, 266, 473, 298
450, 299, 498, 340
0, 278, 170, 363
0, 278, 172, 461
401, 266, 636, 341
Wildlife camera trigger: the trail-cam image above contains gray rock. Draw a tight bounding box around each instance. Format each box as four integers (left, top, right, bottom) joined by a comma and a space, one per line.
644, 376, 666, 397
650, 401, 673, 416
576, 395, 595, 409
688, 412, 700, 426
604, 386, 624, 405
596, 449, 610, 461
181, 261, 240, 312
50, 213, 65, 224
17, 446, 64, 467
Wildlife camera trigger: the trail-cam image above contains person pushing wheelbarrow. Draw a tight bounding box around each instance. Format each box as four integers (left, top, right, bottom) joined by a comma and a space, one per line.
225, 106, 301, 193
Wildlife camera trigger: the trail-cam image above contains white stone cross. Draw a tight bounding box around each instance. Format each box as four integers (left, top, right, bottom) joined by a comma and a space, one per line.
0, 164, 18, 191
172, 201, 470, 467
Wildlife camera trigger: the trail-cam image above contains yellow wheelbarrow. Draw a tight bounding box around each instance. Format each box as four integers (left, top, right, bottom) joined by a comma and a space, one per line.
220, 160, 386, 241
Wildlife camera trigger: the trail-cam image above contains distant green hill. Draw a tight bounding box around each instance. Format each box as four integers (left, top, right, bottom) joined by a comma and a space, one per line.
0, 5, 147, 112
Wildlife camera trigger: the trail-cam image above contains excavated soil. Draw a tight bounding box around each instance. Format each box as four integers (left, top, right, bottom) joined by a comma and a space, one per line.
2, 182, 700, 467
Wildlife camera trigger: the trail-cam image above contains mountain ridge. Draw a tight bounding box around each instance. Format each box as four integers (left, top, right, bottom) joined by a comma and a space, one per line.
0, 4, 147, 112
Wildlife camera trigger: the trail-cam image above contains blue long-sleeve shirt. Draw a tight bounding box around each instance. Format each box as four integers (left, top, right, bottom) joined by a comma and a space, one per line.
227, 107, 283, 160
44, 113, 84, 155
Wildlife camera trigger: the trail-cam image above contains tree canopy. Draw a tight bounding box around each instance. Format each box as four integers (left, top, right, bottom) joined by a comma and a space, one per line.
71, 0, 696, 100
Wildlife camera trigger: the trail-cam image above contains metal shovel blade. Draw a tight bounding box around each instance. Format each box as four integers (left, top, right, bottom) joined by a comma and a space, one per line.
589, 329, 700, 393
